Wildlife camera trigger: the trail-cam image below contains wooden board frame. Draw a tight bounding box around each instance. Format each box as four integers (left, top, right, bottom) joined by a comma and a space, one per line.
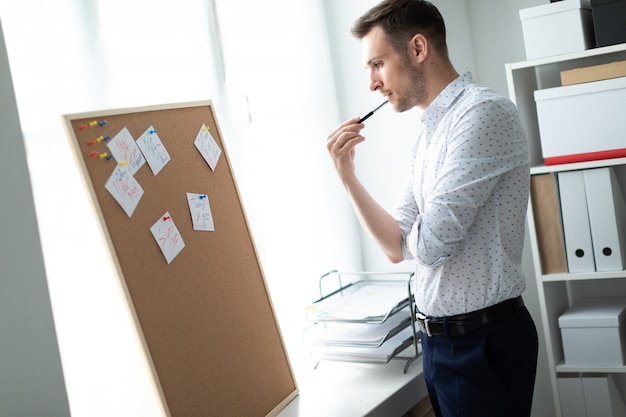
63, 101, 297, 417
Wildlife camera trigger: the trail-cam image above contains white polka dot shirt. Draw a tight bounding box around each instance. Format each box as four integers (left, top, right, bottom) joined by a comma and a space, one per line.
394, 72, 530, 317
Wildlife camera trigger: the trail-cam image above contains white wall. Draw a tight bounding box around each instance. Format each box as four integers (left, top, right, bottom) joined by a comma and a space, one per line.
0, 19, 71, 417
322, 1, 555, 416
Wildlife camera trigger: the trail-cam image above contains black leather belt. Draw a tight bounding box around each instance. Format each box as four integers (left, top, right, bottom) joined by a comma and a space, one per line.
417, 296, 524, 337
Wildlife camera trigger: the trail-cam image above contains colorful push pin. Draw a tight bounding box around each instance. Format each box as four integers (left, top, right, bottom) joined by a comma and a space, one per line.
106, 154, 114, 160
202, 126, 210, 131
103, 135, 111, 141
96, 135, 105, 143
79, 124, 88, 130
163, 215, 171, 221
99, 120, 108, 127
99, 152, 109, 159
119, 161, 128, 167
149, 129, 157, 134
89, 120, 98, 127
87, 140, 97, 146
89, 151, 98, 157
199, 195, 207, 200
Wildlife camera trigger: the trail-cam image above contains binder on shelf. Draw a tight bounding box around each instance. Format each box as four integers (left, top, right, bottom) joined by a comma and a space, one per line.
530, 174, 568, 274
583, 167, 626, 272
557, 375, 626, 417
582, 375, 626, 417
557, 377, 587, 417
558, 170, 596, 273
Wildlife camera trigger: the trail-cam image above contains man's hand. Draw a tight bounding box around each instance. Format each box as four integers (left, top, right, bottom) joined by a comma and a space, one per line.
326, 117, 365, 183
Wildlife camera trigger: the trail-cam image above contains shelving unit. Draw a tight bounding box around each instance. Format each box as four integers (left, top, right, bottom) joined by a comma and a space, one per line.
303, 270, 420, 374
505, 43, 626, 417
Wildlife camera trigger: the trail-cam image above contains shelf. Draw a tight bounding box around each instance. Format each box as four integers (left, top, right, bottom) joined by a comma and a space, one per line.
508, 40, 626, 417
542, 270, 626, 282
505, 42, 626, 169
556, 361, 626, 374
508, 42, 626, 71
530, 157, 626, 175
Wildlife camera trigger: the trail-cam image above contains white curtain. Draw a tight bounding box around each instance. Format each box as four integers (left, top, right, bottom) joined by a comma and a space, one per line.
0, 0, 362, 415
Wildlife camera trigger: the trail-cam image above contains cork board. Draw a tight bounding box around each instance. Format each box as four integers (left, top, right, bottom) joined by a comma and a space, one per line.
63, 101, 297, 417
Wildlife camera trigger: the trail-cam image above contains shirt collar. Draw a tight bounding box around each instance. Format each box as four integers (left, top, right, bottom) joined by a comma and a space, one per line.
420, 71, 473, 122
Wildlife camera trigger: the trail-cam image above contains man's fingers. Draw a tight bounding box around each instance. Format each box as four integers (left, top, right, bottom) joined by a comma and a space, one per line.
326, 116, 362, 142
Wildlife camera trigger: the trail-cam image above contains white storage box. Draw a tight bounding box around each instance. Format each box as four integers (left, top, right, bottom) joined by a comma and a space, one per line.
534, 76, 626, 165
558, 297, 626, 366
520, 0, 595, 60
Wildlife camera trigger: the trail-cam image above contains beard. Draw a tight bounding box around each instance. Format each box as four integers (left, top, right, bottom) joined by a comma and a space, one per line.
392, 56, 427, 112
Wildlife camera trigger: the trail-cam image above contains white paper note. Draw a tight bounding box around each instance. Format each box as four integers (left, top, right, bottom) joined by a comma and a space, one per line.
186, 192, 215, 231
194, 124, 221, 171
136, 125, 171, 175
150, 212, 185, 264
107, 127, 146, 175
104, 163, 144, 217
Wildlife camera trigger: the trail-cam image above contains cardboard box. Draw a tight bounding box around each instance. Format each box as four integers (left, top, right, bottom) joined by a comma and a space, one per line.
520, 0, 595, 60
558, 297, 626, 366
561, 60, 626, 85
591, 0, 626, 47
534, 76, 626, 165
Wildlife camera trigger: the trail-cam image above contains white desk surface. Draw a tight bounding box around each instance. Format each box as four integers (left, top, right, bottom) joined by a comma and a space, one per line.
278, 355, 426, 417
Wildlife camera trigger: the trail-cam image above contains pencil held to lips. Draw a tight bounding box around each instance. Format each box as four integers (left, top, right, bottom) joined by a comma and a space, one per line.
358, 100, 388, 123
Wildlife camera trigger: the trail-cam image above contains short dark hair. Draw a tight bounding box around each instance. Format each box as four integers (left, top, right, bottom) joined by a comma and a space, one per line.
351, 0, 448, 58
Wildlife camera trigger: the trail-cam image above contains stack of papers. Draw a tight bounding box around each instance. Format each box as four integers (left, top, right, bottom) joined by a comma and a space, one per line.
306, 281, 409, 323
310, 327, 415, 363
303, 311, 412, 347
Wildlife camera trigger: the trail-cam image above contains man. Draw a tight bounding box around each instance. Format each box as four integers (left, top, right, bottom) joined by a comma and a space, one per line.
325, 1, 538, 416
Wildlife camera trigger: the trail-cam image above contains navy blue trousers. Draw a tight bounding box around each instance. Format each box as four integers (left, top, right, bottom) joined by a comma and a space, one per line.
420, 305, 538, 417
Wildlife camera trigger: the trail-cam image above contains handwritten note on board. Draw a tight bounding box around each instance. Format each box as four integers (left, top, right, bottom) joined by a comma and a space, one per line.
136, 125, 171, 176
194, 124, 221, 171
104, 163, 144, 217
186, 192, 215, 231
107, 127, 146, 175
150, 212, 185, 264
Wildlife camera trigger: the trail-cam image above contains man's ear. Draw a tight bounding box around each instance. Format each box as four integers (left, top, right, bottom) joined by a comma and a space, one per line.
409, 34, 428, 63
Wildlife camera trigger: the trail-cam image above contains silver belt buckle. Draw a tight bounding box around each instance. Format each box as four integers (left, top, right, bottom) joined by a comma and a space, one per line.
417, 313, 433, 337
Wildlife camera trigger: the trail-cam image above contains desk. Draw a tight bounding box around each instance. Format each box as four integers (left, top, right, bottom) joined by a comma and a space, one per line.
278, 356, 426, 417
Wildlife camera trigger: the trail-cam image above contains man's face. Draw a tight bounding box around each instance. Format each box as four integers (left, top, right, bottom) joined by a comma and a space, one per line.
362, 25, 427, 112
